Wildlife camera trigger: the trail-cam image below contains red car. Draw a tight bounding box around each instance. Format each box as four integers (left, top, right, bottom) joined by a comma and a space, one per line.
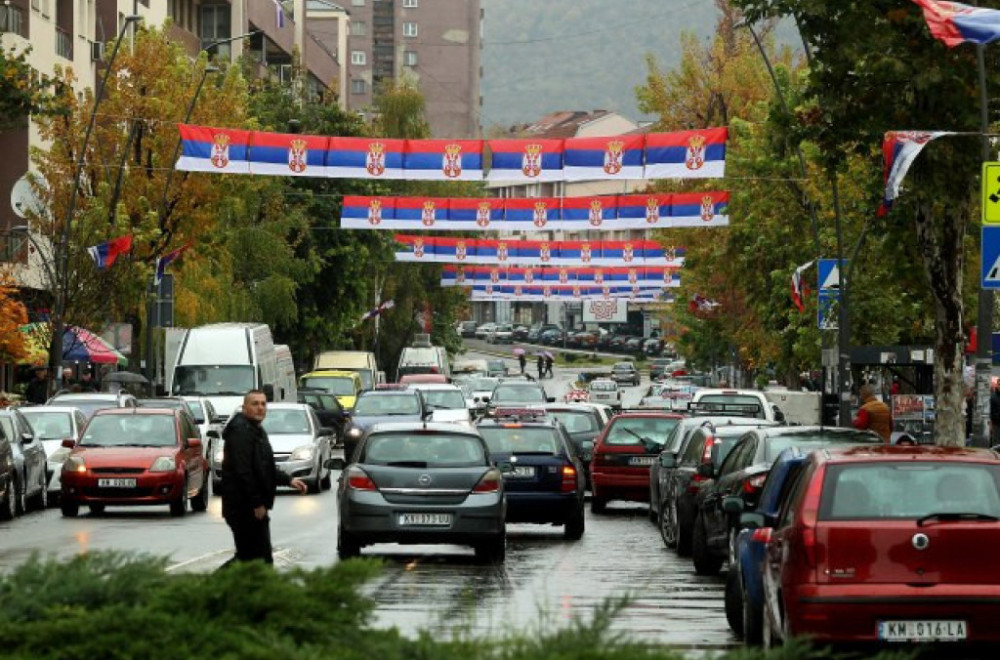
60, 408, 210, 517
759, 445, 1000, 647
589, 412, 683, 513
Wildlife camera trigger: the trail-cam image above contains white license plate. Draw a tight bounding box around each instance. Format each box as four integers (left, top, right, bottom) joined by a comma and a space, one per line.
629, 456, 656, 466
505, 466, 535, 478
398, 512, 452, 526
877, 620, 967, 642
97, 478, 137, 488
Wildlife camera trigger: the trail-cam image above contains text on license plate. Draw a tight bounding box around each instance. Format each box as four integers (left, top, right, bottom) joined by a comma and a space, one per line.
878, 620, 967, 642
629, 456, 657, 466
97, 478, 136, 488
505, 466, 535, 478
398, 512, 452, 526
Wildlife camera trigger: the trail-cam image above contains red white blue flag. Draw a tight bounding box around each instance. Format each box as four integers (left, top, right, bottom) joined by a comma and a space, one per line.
177, 124, 251, 174
87, 235, 133, 270
327, 137, 405, 180
448, 198, 504, 229
360, 299, 394, 322
560, 196, 618, 230
791, 260, 814, 313
486, 138, 564, 183
563, 135, 645, 181
643, 127, 727, 179
248, 131, 329, 177
155, 244, 190, 284
878, 131, 951, 216
911, 0, 1000, 47
403, 139, 484, 181
340, 196, 396, 229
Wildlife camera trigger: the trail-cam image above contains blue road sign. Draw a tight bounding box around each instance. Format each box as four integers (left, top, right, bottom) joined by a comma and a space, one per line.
817, 258, 846, 330
981, 226, 1000, 290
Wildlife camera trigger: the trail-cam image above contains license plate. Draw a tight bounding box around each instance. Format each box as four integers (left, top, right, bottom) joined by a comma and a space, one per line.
629, 456, 656, 466
877, 620, 967, 642
398, 512, 452, 526
97, 478, 136, 488
505, 466, 535, 479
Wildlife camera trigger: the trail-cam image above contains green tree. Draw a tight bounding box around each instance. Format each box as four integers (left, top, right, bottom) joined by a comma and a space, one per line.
0, 47, 62, 130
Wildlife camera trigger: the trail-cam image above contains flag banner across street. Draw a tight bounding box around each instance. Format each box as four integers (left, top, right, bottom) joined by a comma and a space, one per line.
340, 192, 729, 231
176, 124, 727, 182
466, 284, 669, 301
394, 235, 685, 267
441, 265, 681, 287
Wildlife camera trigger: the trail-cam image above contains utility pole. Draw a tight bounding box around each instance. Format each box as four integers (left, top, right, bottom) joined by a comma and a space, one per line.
974, 40, 993, 447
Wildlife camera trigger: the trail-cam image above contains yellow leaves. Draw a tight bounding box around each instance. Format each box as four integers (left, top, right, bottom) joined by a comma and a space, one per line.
0, 275, 29, 363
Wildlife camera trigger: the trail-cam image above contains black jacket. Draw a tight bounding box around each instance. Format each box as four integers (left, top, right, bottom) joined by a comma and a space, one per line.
991, 390, 1000, 425
220, 413, 290, 514
25, 378, 48, 405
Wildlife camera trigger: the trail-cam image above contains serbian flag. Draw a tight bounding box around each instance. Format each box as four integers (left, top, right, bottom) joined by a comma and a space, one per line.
87, 235, 132, 270
340, 196, 396, 229
327, 137, 405, 179
403, 139, 484, 181
878, 131, 951, 216
486, 138, 564, 183
360, 299, 394, 322
563, 135, 645, 181
448, 198, 504, 230
791, 260, 814, 312
155, 243, 190, 284
504, 197, 560, 231
671, 191, 730, 227
176, 124, 251, 174
642, 242, 686, 267
643, 127, 727, 179
617, 193, 671, 229
560, 196, 617, 230
911, 0, 1000, 47
247, 131, 329, 177
394, 197, 449, 229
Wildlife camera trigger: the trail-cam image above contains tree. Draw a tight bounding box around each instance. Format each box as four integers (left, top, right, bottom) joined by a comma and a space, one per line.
0, 47, 62, 131
0, 275, 29, 366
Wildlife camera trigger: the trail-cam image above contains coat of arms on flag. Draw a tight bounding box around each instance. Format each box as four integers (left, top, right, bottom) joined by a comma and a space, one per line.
533, 201, 548, 228
559, 267, 568, 283
685, 134, 706, 170
540, 242, 551, 262
700, 195, 715, 221
594, 269, 604, 284
367, 199, 382, 226
476, 201, 492, 227
602, 285, 611, 299
664, 246, 677, 262
442, 143, 463, 178
514, 285, 523, 297
646, 197, 660, 224
366, 142, 386, 176
524, 268, 534, 284
456, 240, 467, 260
413, 238, 424, 258
573, 285, 581, 297
628, 268, 638, 284
497, 241, 508, 262
210, 133, 230, 169
490, 267, 500, 283
421, 200, 436, 227
485, 283, 493, 295
622, 243, 634, 262
288, 139, 308, 173
581, 243, 592, 263
455, 267, 465, 284
522, 143, 543, 178
589, 200, 604, 227
603, 140, 624, 175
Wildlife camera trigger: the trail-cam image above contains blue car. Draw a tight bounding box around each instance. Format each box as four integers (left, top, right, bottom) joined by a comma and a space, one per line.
723, 447, 809, 644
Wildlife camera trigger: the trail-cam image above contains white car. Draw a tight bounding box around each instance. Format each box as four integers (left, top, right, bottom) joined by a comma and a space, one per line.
19, 406, 88, 499
181, 396, 224, 460
461, 376, 501, 411
588, 379, 622, 410
689, 388, 782, 422
487, 324, 514, 344
408, 383, 473, 427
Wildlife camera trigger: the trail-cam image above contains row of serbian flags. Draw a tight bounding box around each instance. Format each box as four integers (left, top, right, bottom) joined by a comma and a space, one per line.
441, 265, 681, 287
394, 235, 685, 267
466, 285, 674, 302
85, 236, 187, 284
341, 192, 728, 232
177, 124, 727, 183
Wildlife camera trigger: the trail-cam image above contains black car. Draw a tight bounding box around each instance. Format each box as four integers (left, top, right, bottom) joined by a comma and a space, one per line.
476, 409, 586, 539
0, 409, 48, 515
529, 403, 608, 487
539, 328, 564, 345
690, 426, 882, 576
512, 325, 530, 341
298, 388, 349, 443
528, 323, 562, 343
624, 337, 645, 355
610, 362, 640, 386
459, 320, 478, 338
0, 427, 16, 520
342, 388, 430, 461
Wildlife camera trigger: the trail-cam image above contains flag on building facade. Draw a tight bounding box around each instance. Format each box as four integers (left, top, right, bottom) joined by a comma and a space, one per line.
878, 131, 951, 216
791, 260, 815, 312
86, 235, 133, 270
910, 0, 1000, 47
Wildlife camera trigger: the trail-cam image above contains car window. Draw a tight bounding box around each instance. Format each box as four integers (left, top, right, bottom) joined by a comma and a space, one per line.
717, 436, 750, 476
182, 416, 199, 441
590, 381, 617, 392
604, 417, 679, 447
776, 466, 811, 528
491, 384, 546, 404
262, 410, 311, 434
81, 415, 177, 447
681, 428, 708, 463
421, 390, 466, 409
0, 418, 11, 442
546, 411, 598, 434
363, 432, 485, 466
694, 394, 765, 419
763, 430, 882, 461
478, 426, 561, 454
21, 411, 74, 440
819, 462, 1000, 520
354, 394, 420, 416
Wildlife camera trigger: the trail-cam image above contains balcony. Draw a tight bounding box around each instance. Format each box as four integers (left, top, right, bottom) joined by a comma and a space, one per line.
0, 5, 26, 38
56, 26, 72, 59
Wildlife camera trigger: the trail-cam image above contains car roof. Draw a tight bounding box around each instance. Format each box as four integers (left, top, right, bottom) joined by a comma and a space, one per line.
407, 383, 463, 392
20, 406, 81, 414
815, 445, 1000, 465
368, 421, 481, 435
92, 408, 176, 416
302, 370, 359, 379
359, 389, 419, 396
611, 411, 684, 419
263, 402, 313, 411
51, 393, 124, 401
613, 362, 635, 368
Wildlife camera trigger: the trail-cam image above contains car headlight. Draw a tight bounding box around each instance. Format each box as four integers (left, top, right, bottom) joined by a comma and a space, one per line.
347, 427, 363, 439
63, 456, 85, 473
290, 445, 315, 461
49, 447, 71, 464
149, 456, 176, 473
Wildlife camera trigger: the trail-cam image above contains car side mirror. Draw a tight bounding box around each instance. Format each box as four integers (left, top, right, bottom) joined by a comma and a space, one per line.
722, 495, 745, 514
211, 416, 225, 424
61, 438, 76, 449
581, 440, 594, 455
188, 437, 202, 450
21, 433, 35, 445
696, 462, 714, 479
192, 417, 205, 425
325, 457, 346, 470
659, 452, 677, 468
773, 405, 785, 424
739, 511, 766, 530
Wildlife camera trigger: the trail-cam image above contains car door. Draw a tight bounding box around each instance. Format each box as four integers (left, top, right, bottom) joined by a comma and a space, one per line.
180, 414, 205, 491
764, 463, 813, 640
308, 408, 329, 466
702, 435, 755, 543
15, 413, 45, 500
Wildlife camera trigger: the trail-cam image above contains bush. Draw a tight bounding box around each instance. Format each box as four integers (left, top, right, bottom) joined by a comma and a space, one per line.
562, 352, 578, 363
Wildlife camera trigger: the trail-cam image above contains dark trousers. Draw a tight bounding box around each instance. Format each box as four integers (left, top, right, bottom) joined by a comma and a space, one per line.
223, 509, 273, 565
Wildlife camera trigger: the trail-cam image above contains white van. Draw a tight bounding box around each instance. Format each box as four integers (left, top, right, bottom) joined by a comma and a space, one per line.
313, 350, 381, 391
397, 345, 450, 380
274, 344, 298, 402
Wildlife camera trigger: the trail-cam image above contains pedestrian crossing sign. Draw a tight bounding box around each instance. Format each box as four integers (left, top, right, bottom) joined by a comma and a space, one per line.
982, 226, 1000, 289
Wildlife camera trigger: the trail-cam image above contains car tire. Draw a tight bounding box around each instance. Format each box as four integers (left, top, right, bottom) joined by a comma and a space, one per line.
724, 568, 744, 637
474, 532, 506, 564
692, 512, 724, 576
88, 503, 105, 515
338, 527, 361, 560
320, 470, 332, 491
169, 480, 189, 517
29, 471, 48, 511
212, 477, 222, 496
742, 575, 764, 645
0, 480, 15, 521
590, 496, 607, 514
61, 500, 79, 518
191, 477, 209, 512
658, 498, 677, 548
676, 501, 693, 557
565, 504, 585, 540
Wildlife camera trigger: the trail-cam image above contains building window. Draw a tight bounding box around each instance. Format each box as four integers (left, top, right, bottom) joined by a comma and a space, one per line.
349, 21, 366, 36
351, 50, 366, 65
404, 50, 417, 67
403, 22, 417, 37
351, 0, 365, 5
351, 79, 366, 94
403, 0, 418, 7
201, 4, 232, 56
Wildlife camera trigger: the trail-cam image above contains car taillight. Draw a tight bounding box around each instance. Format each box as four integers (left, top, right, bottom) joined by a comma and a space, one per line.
798, 465, 825, 568
701, 437, 715, 462
473, 469, 502, 493
560, 465, 577, 492
743, 474, 766, 495
751, 527, 772, 543
346, 467, 377, 491
688, 473, 708, 494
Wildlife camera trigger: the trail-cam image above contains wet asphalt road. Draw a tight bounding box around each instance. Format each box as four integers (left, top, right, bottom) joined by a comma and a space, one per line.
0, 348, 736, 651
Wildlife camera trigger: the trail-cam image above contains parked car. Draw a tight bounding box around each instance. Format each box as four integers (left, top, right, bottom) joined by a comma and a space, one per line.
475, 322, 497, 339
624, 337, 645, 355
459, 320, 478, 338
342, 389, 429, 462
487, 324, 514, 344
588, 379, 622, 410
528, 323, 561, 342
46, 391, 139, 419
758, 445, 1000, 647
528, 402, 609, 487
540, 328, 565, 345
0, 428, 15, 520
590, 412, 683, 513
179, 396, 223, 458
690, 426, 882, 576
644, 337, 664, 356
511, 325, 530, 341
257, 403, 335, 494
19, 406, 89, 502
60, 408, 210, 517
0, 409, 48, 515
330, 422, 506, 562
610, 361, 641, 386
649, 357, 674, 381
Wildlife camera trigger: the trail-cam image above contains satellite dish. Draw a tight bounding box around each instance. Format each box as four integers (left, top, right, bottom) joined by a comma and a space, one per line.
10, 175, 42, 219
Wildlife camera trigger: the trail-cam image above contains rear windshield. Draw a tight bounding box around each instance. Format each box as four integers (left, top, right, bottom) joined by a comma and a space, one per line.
491, 384, 546, 404
547, 411, 598, 434
604, 417, 680, 446
81, 415, 177, 447
478, 426, 561, 454
694, 394, 764, 418
53, 399, 118, 419
300, 376, 356, 396
421, 390, 466, 410
820, 462, 1000, 520
354, 393, 421, 416
363, 432, 485, 466
711, 428, 753, 467
400, 347, 439, 365
590, 381, 617, 392
764, 431, 881, 461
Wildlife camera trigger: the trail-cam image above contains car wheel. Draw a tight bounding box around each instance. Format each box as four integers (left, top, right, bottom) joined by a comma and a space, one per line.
590, 495, 607, 514
474, 532, 506, 564
0, 480, 15, 521
692, 512, 723, 576
88, 503, 105, 515
191, 477, 209, 512
338, 527, 361, 560
675, 501, 693, 556
728, 528, 739, 567
742, 575, 764, 645
724, 568, 744, 637
169, 480, 189, 517
658, 499, 677, 548
61, 500, 79, 518
565, 503, 585, 540
29, 472, 48, 511
212, 477, 222, 496
306, 478, 320, 495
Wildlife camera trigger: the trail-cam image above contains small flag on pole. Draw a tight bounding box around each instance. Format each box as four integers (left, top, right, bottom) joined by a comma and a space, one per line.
87, 235, 133, 270
791, 260, 815, 313
155, 244, 190, 285
877, 131, 951, 216
910, 0, 1000, 48
274, 0, 286, 28
361, 299, 395, 322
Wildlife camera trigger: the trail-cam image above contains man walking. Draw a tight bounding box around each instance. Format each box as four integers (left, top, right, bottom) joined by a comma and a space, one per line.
518, 352, 527, 374
536, 355, 544, 380
544, 354, 554, 379
852, 384, 892, 443
25, 368, 49, 404
221, 390, 307, 565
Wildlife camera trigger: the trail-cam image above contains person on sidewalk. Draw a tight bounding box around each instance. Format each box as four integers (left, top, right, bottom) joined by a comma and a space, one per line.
545, 355, 554, 379
852, 384, 892, 443
536, 355, 544, 380
518, 353, 526, 374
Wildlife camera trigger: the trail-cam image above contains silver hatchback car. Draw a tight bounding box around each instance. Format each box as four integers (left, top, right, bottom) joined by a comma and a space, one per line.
331, 422, 506, 563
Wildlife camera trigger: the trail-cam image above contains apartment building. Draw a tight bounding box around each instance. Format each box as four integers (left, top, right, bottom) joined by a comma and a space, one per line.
345, 0, 481, 138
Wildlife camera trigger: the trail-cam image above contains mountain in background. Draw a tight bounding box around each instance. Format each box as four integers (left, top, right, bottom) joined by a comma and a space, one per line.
480, 0, 721, 131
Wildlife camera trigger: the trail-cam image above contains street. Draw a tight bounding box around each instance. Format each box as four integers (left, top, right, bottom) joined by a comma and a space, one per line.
0, 350, 736, 652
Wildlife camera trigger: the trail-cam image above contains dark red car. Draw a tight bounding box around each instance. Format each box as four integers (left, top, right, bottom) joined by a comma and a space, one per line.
60, 408, 210, 517
589, 412, 682, 513
759, 445, 1000, 647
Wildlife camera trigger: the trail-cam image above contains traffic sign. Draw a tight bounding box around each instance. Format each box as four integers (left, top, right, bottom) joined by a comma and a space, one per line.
981, 226, 1000, 289
983, 162, 1000, 225
817, 259, 845, 330
817, 259, 843, 292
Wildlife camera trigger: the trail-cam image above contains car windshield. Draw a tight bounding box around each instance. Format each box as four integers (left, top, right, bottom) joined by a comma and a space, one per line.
764, 430, 881, 460
613, 364, 634, 372
51, 399, 118, 419
604, 417, 680, 446
467, 378, 499, 393
421, 390, 466, 409
363, 432, 485, 466
547, 411, 598, 434
820, 462, 1000, 520
80, 415, 177, 447
21, 411, 74, 439
172, 365, 254, 396
354, 394, 421, 416
138, 399, 185, 410
261, 410, 311, 434
590, 381, 617, 392
478, 426, 560, 454
491, 384, 546, 404
300, 376, 356, 396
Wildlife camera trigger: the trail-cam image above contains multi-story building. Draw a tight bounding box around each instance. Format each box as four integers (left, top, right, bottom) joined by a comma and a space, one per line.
345, 0, 481, 138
